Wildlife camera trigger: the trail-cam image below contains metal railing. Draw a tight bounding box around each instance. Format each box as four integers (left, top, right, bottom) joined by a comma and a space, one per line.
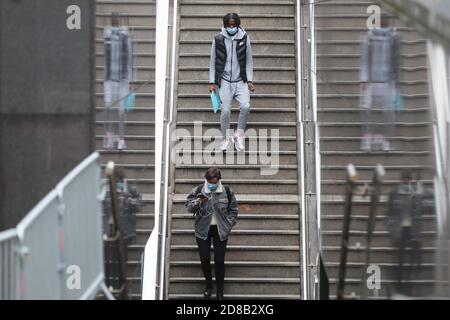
0, 229, 20, 300
0, 152, 113, 300
295, 0, 308, 300
360, 165, 385, 299
160, 0, 179, 301
296, 0, 322, 299
427, 40, 450, 298
103, 161, 129, 299
141, 0, 172, 300
337, 164, 358, 300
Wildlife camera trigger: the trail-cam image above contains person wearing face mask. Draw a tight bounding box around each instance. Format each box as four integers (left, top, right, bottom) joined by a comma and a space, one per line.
185, 168, 239, 300
209, 13, 255, 152
102, 166, 142, 286
385, 169, 423, 296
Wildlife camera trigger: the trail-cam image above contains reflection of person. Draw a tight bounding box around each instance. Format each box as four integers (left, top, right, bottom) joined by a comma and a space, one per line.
185, 168, 238, 300
385, 170, 427, 296
103, 166, 142, 246
209, 13, 255, 152
103, 13, 134, 150
102, 166, 141, 292
359, 14, 400, 152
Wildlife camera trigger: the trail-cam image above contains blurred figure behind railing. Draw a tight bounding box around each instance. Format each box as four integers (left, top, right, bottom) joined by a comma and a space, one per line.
385, 169, 435, 297
102, 165, 142, 298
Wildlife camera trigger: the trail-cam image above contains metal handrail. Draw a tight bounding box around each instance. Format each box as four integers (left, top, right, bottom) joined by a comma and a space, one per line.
309, 0, 323, 300
159, 0, 179, 300
426, 41, 450, 239
296, 0, 321, 300
337, 164, 358, 300
104, 161, 128, 299
360, 165, 385, 299
426, 39, 450, 298
142, 0, 170, 300
0, 152, 112, 300
295, 0, 308, 300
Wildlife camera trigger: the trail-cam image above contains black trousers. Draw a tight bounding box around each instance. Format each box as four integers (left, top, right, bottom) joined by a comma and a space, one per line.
395, 226, 421, 294
196, 225, 228, 294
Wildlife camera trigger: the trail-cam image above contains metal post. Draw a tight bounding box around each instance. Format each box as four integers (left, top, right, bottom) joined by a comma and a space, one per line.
105, 161, 128, 299
337, 164, 357, 299
360, 165, 385, 299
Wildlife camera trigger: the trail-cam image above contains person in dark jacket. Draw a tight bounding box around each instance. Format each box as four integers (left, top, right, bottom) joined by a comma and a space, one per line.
385, 169, 434, 295
209, 13, 255, 152
103, 166, 141, 245
185, 168, 238, 300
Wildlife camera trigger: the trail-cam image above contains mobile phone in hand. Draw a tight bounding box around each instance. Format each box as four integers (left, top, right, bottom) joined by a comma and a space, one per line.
197, 193, 206, 199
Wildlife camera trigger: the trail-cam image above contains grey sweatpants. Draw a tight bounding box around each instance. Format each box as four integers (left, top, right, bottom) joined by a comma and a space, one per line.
218, 80, 250, 137
360, 82, 396, 138
104, 80, 129, 139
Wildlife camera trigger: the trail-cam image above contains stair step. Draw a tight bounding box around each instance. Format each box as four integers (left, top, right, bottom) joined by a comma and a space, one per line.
175, 178, 298, 194
169, 278, 300, 295
172, 215, 298, 231
180, 3, 295, 16
171, 229, 300, 246
168, 293, 300, 299
169, 264, 299, 279
322, 246, 436, 264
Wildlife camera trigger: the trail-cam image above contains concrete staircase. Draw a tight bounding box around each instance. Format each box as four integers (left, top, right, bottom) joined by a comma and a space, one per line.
167, 0, 302, 299
94, 0, 437, 300
95, 0, 156, 299
315, 1, 436, 299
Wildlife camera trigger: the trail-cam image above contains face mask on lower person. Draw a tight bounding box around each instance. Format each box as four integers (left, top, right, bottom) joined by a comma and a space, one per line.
226, 27, 238, 35
208, 182, 219, 191
116, 182, 124, 191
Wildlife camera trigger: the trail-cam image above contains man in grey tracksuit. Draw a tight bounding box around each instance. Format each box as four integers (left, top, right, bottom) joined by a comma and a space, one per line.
209, 13, 255, 152
359, 15, 400, 152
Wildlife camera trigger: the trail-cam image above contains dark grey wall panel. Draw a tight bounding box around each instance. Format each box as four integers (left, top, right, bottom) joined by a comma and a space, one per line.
0, 0, 95, 229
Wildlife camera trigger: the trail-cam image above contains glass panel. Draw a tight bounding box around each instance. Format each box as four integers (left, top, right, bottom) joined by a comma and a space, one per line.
95, 1, 156, 299
316, 0, 439, 299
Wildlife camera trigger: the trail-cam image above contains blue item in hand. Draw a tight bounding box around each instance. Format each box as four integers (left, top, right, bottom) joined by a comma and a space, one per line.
125, 92, 136, 112
394, 92, 403, 112
210, 90, 221, 113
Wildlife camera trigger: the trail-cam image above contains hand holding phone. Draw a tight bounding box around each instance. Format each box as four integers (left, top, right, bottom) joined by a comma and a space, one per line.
197, 193, 207, 204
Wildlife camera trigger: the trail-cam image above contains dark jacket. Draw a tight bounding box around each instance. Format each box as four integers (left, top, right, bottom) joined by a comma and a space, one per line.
185, 181, 238, 241
209, 27, 253, 86
385, 183, 433, 243
360, 28, 401, 84
103, 181, 141, 239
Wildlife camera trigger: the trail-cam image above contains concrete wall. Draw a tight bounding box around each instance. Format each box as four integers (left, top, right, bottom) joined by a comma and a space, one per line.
0, 0, 95, 229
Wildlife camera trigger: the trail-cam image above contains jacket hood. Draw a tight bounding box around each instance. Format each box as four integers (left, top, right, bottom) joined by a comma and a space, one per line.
220, 26, 246, 40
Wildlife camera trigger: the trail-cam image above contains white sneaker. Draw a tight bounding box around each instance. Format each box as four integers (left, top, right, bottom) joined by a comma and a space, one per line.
220, 136, 232, 152
360, 134, 371, 151
234, 130, 245, 152
103, 132, 114, 149
382, 139, 391, 152
117, 138, 127, 150
372, 134, 384, 151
